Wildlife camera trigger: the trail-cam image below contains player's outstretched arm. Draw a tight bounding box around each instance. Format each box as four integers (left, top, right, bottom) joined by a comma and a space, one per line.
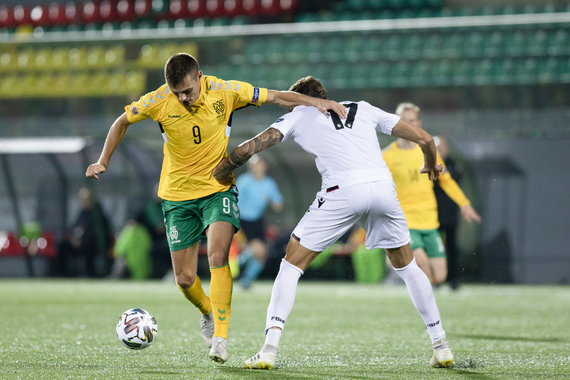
266, 90, 347, 118
213, 127, 284, 185
86, 113, 131, 179
391, 119, 441, 181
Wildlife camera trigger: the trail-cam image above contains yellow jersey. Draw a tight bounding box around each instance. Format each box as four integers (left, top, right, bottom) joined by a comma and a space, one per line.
125, 75, 268, 201
383, 141, 470, 230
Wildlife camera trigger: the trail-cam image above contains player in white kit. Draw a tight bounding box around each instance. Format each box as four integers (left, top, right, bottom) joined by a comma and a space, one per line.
213, 76, 454, 370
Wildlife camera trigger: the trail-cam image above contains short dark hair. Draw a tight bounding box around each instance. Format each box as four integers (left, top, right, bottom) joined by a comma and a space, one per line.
288, 76, 327, 99
164, 53, 200, 87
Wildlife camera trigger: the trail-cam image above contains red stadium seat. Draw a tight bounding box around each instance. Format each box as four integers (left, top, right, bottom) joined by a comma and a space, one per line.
242, 0, 260, 15
36, 232, 57, 258
116, 0, 135, 21
99, 0, 117, 22
134, 0, 151, 17
223, 0, 243, 17
0, 232, 25, 256
47, 2, 66, 26
64, 2, 79, 24
30, 5, 49, 26
0, 5, 15, 28
187, 0, 207, 18
81, 1, 101, 24
13, 5, 32, 26
170, 0, 188, 19
205, 0, 223, 18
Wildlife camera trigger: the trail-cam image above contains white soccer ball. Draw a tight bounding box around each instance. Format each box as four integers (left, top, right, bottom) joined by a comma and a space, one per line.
115, 308, 158, 350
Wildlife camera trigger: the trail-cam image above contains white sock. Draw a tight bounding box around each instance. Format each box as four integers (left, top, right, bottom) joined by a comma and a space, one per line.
394, 258, 446, 343
264, 259, 304, 348
264, 328, 281, 348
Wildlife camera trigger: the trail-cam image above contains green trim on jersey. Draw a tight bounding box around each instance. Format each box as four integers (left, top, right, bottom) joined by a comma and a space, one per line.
410, 229, 447, 259
162, 187, 240, 252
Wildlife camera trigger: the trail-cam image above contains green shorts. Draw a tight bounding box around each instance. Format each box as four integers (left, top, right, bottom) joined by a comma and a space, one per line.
409, 229, 446, 259
162, 187, 240, 252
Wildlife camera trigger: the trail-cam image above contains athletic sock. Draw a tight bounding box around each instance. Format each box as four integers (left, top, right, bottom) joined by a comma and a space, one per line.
210, 265, 232, 339
240, 258, 265, 288
264, 259, 304, 343
394, 258, 446, 343
177, 275, 211, 315
264, 328, 282, 348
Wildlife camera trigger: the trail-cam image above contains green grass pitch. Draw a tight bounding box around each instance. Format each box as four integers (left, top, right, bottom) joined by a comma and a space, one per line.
1, 279, 568, 379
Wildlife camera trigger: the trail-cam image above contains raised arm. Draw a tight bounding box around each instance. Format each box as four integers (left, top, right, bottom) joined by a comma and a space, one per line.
391, 119, 441, 181
213, 127, 284, 185
266, 90, 347, 118
85, 112, 131, 179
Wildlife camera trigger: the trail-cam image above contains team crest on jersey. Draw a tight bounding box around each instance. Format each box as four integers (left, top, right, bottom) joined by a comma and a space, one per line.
213, 100, 225, 115
169, 226, 180, 243
130, 105, 139, 115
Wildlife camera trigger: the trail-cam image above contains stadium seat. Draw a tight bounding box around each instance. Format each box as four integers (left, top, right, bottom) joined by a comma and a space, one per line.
68, 47, 88, 69
472, 59, 493, 85
548, 29, 568, 56
450, 60, 472, 86
463, 31, 485, 58
527, 30, 548, 57
504, 30, 527, 57
13, 5, 32, 26
430, 60, 452, 86
484, 31, 505, 58
0, 50, 15, 72
0, 5, 15, 28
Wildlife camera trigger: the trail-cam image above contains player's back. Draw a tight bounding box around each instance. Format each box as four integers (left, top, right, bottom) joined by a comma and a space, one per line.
271, 101, 400, 189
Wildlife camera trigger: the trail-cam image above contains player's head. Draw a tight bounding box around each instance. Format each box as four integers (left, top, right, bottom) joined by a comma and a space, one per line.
248, 154, 267, 179
289, 76, 328, 99
395, 102, 422, 129
165, 53, 202, 107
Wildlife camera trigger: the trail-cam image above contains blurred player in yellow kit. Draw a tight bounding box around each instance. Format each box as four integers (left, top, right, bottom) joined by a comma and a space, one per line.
383, 102, 481, 285
85, 53, 347, 363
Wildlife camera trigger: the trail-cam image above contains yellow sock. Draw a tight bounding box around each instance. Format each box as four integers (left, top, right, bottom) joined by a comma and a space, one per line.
177, 275, 211, 315
210, 265, 232, 339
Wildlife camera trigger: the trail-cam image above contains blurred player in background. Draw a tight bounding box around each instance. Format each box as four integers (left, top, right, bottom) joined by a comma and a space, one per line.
383, 103, 481, 285
214, 76, 454, 370
85, 53, 347, 363
236, 154, 283, 289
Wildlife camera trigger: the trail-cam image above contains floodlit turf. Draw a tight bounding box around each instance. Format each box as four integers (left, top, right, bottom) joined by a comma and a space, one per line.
1, 279, 569, 379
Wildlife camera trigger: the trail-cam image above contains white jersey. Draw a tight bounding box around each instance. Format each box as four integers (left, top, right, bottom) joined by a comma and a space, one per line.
270, 101, 400, 190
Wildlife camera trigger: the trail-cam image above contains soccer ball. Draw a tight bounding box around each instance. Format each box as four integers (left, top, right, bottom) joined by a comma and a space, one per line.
115, 308, 158, 350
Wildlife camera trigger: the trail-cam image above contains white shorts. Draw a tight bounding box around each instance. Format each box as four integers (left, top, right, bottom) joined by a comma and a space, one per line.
292, 180, 410, 252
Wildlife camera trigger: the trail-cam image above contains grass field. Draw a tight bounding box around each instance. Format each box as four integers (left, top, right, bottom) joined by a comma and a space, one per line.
1, 279, 569, 379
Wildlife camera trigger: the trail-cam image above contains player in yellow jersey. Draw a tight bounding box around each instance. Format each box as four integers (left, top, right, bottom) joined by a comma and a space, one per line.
85, 53, 347, 364
383, 102, 481, 285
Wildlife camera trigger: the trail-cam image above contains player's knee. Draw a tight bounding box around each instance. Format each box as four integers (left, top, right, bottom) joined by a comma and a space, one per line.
175, 271, 197, 288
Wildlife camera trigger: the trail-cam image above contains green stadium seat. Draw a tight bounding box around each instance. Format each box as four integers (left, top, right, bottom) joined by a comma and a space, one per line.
450, 60, 472, 86
484, 31, 506, 58
514, 58, 538, 85
345, 35, 365, 62
537, 58, 561, 84
388, 61, 411, 88
265, 36, 285, 64
329, 64, 351, 89
402, 34, 422, 60
323, 36, 345, 62
349, 62, 370, 89
504, 31, 527, 57
409, 61, 431, 87
442, 32, 463, 59
369, 62, 390, 87
423, 33, 443, 59
527, 30, 549, 57
560, 58, 570, 83
362, 34, 383, 61
430, 60, 452, 86
383, 34, 402, 60
463, 31, 485, 58
472, 59, 493, 85
346, 0, 367, 11
548, 29, 568, 56
244, 38, 265, 65
492, 58, 515, 85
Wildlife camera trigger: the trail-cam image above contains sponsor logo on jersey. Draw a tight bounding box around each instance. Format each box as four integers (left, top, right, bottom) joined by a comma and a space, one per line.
318, 197, 325, 208
274, 117, 284, 123
213, 99, 225, 114
168, 114, 181, 118
252, 87, 260, 103
130, 105, 139, 115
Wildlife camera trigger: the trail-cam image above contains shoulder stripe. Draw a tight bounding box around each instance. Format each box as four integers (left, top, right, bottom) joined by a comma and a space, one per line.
208, 80, 241, 92
142, 86, 170, 108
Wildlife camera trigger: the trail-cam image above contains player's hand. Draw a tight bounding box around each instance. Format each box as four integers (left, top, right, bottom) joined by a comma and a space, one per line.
318, 99, 347, 118
420, 163, 443, 181
213, 159, 234, 186
460, 204, 481, 223
86, 162, 106, 179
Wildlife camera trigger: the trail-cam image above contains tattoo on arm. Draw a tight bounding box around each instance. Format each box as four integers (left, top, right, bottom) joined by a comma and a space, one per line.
229, 128, 283, 169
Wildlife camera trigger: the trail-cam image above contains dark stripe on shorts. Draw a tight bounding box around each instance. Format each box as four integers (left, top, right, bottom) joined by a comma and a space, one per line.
291, 233, 300, 242
326, 185, 339, 193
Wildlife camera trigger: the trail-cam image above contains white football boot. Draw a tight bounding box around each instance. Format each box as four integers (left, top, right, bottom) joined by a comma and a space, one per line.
209, 336, 228, 363
200, 311, 214, 348
430, 338, 454, 368
244, 344, 278, 370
